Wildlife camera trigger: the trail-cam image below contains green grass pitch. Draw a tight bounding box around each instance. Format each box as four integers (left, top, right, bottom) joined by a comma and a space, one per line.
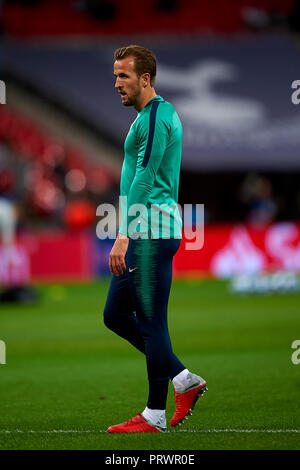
0, 278, 300, 450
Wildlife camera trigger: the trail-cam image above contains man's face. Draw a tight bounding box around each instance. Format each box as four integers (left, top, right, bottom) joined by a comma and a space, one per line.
114, 57, 142, 107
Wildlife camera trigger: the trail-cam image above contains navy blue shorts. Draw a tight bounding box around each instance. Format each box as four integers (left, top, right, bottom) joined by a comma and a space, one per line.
103, 237, 185, 409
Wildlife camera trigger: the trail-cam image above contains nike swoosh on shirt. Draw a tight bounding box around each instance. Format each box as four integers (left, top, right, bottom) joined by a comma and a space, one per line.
129, 267, 138, 273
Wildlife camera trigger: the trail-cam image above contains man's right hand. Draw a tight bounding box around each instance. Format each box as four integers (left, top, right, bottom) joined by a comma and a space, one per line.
109, 233, 129, 276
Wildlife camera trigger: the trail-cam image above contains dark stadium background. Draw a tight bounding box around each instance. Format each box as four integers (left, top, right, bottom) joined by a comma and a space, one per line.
0, 0, 300, 452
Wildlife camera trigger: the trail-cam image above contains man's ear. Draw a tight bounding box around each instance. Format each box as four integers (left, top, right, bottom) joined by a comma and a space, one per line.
141, 73, 151, 87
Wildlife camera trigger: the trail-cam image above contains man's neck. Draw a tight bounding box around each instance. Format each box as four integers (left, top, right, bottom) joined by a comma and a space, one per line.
135, 89, 157, 112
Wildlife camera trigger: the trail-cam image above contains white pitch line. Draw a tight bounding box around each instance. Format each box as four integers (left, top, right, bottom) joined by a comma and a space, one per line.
1, 429, 300, 434
175, 429, 300, 434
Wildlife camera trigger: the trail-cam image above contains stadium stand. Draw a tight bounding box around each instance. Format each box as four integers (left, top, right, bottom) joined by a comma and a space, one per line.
1, 0, 296, 37
0, 104, 118, 227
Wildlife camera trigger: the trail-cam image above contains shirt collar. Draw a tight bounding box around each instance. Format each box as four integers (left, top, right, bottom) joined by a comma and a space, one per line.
138, 96, 163, 114
145, 96, 163, 107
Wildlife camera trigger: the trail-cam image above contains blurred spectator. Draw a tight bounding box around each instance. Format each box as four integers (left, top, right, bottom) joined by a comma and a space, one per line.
238, 173, 279, 228
0, 179, 37, 303
0, 149, 37, 302
0, 195, 17, 247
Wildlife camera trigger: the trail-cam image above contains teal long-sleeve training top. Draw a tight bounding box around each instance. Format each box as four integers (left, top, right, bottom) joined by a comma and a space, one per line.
119, 95, 183, 239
